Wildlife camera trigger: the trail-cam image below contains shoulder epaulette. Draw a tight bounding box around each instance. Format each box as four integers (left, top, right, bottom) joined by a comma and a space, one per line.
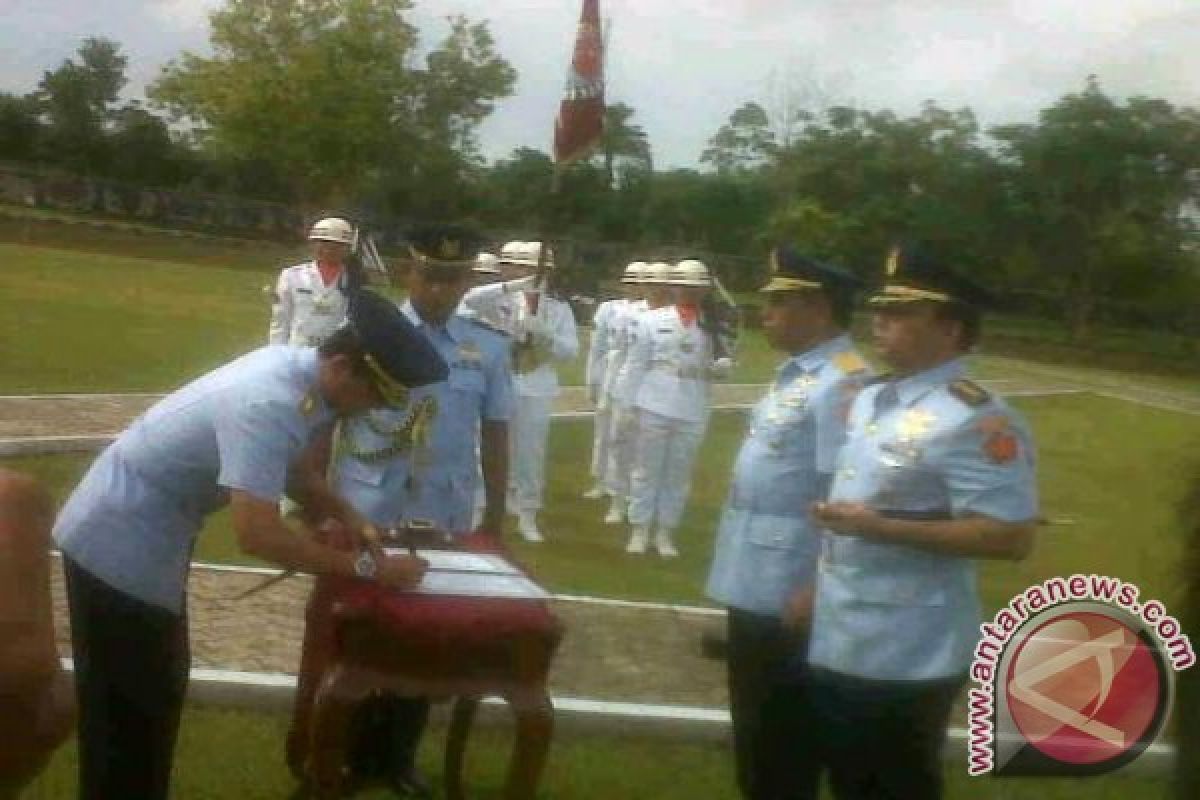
832, 350, 868, 375
461, 315, 510, 338
864, 373, 893, 386
948, 378, 990, 407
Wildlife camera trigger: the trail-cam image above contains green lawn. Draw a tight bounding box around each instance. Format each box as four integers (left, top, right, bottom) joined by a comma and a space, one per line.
28, 706, 1172, 800
10, 394, 1198, 614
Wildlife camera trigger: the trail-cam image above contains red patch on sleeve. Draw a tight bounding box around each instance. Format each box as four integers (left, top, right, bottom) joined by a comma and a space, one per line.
978, 415, 1018, 464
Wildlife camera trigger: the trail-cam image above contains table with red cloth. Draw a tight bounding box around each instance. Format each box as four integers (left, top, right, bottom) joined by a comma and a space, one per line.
286, 532, 564, 799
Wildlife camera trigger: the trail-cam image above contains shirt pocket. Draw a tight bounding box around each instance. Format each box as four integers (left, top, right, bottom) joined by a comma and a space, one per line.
336, 455, 387, 487
745, 513, 811, 551
830, 541, 950, 607
449, 368, 485, 395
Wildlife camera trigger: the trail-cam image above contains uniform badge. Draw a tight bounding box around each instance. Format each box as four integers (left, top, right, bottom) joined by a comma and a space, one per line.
832, 351, 867, 374
979, 415, 1019, 464
299, 390, 317, 416
896, 409, 936, 440
457, 340, 483, 368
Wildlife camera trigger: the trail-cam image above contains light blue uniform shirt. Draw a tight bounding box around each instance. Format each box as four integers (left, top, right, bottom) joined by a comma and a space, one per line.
808, 357, 1038, 681
334, 302, 513, 532
53, 347, 335, 613
706, 335, 869, 615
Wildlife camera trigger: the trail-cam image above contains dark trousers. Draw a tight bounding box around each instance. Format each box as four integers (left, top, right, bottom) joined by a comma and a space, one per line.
807, 667, 965, 800
726, 609, 818, 800
351, 695, 429, 779
63, 557, 190, 800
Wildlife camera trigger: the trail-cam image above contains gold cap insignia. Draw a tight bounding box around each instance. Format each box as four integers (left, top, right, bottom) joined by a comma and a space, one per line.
437, 237, 461, 260
885, 247, 901, 277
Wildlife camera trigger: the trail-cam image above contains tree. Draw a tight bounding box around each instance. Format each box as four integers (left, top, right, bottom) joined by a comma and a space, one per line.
33, 37, 129, 173
107, 103, 188, 186
771, 102, 1001, 274
150, 0, 514, 207
991, 77, 1200, 338
596, 102, 651, 188
700, 102, 776, 174
0, 93, 41, 162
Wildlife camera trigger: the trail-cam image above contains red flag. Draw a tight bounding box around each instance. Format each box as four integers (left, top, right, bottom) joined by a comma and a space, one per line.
553, 0, 605, 164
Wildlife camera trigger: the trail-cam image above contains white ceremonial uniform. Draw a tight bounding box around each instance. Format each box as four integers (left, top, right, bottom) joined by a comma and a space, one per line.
585, 298, 621, 488
622, 305, 727, 531
462, 280, 579, 513
268, 262, 351, 346
603, 298, 648, 498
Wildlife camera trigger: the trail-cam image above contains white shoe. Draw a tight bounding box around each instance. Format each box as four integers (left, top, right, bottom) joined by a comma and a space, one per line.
582, 485, 606, 500
604, 498, 625, 526
626, 526, 649, 554
654, 528, 679, 558
517, 512, 543, 543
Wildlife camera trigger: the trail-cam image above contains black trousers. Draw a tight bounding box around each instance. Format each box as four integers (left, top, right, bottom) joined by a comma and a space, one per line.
350, 695, 429, 780
63, 557, 190, 800
726, 609, 818, 800
807, 667, 965, 800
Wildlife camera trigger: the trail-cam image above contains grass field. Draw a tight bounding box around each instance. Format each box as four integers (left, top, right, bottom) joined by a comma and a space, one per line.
9, 393, 1198, 613
26, 706, 1173, 800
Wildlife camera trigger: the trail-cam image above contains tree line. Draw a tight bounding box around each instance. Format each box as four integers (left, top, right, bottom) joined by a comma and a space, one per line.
2, 0, 1199, 337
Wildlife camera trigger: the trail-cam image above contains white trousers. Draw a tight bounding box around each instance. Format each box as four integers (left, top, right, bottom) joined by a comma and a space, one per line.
604, 401, 639, 497
510, 393, 554, 512
590, 404, 612, 483
628, 408, 706, 529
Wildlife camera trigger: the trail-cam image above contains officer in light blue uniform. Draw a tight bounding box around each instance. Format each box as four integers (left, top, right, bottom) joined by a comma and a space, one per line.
705, 246, 868, 800
808, 244, 1039, 800
331, 224, 513, 795
52, 290, 446, 800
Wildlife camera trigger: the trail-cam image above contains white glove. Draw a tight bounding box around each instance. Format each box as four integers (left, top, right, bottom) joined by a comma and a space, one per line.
710, 357, 734, 377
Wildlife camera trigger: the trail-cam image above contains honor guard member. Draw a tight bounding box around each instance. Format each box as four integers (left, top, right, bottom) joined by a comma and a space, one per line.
622, 259, 734, 556
602, 261, 664, 525
583, 261, 647, 499
808, 245, 1038, 800
268, 216, 361, 346
52, 291, 445, 800
705, 247, 867, 800
472, 251, 502, 286
461, 241, 579, 542
332, 225, 512, 794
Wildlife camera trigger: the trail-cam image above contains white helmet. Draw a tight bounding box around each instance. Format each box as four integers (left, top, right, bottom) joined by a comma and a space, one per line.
668, 258, 711, 287
308, 216, 355, 244
520, 240, 555, 269
473, 252, 500, 274
643, 261, 673, 284
498, 240, 526, 265
620, 261, 648, 283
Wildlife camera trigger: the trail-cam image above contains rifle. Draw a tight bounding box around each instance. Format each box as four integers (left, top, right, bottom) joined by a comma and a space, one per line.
700, 263, 741, 361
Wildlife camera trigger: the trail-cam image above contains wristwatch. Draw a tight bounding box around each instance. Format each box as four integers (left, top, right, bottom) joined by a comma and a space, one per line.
353, 548, 378, 580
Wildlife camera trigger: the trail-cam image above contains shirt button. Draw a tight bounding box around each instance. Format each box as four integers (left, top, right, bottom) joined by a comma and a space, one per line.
842, 468, 857, 479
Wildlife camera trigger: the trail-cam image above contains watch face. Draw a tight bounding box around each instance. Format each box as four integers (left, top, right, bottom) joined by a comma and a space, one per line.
355, 550, 376, 578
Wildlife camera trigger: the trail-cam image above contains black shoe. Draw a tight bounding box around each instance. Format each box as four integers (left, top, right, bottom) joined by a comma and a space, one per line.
389, 766, 433, 798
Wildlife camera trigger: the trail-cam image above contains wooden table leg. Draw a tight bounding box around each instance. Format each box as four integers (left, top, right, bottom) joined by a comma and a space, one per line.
503, 692, 554, 800
308, 668, 372, 800
444, 695, 480, 800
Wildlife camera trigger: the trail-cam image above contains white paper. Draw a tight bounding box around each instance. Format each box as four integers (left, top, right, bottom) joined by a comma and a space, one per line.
412, 570, 551, 600
382, 549, 520, 575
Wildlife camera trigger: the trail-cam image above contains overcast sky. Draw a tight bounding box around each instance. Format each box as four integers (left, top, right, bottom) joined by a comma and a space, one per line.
4, 0, 1199, 168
